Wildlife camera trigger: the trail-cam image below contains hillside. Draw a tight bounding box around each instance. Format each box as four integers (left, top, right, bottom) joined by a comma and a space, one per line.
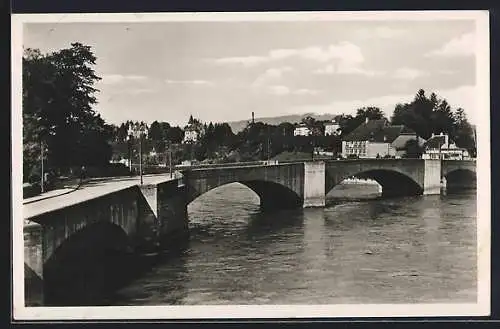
227, 113, 338, 133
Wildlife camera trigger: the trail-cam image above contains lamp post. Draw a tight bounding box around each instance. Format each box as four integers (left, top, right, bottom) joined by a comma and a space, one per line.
40, 140, 44, 193
267, 126, 271, 161
127, 135, 132, 173
139, 133, 143, 185
168, 143, 173, 177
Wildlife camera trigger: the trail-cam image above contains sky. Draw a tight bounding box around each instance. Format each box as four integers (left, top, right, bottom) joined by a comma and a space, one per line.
23, 17, 478, 127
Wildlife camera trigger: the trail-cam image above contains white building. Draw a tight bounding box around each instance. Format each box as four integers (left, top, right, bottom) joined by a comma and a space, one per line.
294, 123, 312, 136
183, 125, 199, 143
127, 122, 148, 139
422, 133, 471, 160
341, 118, 422, 158
324, 121, 340, 136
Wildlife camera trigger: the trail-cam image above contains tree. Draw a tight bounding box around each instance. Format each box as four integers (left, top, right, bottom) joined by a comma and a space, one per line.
403, 139, 424, 158
116, 122, 128, 142
355, 107, 386, 121
336, 114, 357, 136
390, 89, 450, 139
23, 43, 111, 179
149, 120, 163, 141
452, 108, 476, 156
389, 89, 476, 156
432, 99, 455, 135
167, 126, 184, 144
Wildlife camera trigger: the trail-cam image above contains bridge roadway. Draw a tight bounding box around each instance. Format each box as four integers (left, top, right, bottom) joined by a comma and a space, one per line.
23, 159, 476, 221
23, 173, 180, 221
22, 161, 286, 221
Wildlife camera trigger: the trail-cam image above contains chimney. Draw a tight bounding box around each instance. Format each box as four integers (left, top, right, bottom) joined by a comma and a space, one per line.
444, 134, 449, 147
252, 112, 255, 124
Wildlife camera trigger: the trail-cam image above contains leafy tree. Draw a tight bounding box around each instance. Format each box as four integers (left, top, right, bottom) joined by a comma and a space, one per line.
389, 89, 476, 155
452, 108, 476, 156
355, 107, 386, 121
167, 126, 184, 144
431, 99, 455, 135
149, 120, 163, 141
335, 114, 357, 136
402, 139, 424, 158
23, 43, 111, 179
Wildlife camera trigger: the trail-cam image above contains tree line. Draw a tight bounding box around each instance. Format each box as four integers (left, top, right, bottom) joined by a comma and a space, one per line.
22, 43, 477, 184
23, 43, 113, 183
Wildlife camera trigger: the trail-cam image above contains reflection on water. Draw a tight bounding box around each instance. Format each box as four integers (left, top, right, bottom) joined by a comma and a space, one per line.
111, 183, 477, 305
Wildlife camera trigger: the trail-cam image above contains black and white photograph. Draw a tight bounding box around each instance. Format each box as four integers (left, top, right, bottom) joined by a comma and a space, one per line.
11, 11, 490, 320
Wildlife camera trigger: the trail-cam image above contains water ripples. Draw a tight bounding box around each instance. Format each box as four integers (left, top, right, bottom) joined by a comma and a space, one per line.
111, 183, 477, 305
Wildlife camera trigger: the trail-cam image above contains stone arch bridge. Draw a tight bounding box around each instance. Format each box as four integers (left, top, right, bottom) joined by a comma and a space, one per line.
22, 158, 476, 305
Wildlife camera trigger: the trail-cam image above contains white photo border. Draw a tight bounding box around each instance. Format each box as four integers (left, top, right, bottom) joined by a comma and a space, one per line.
11, 10, 491, 320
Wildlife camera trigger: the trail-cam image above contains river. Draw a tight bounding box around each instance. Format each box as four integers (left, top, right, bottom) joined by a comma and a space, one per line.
109, 182, 477, 305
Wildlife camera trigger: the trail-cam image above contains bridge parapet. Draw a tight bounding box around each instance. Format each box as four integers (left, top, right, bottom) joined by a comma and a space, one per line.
182, 162, 305, 210
324, 159, 427, 196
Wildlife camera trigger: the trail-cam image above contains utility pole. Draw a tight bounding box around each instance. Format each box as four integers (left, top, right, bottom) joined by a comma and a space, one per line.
139, 133, 143, 185
40, 140, 44, 193
169, 143, 173, 177
311, 134, 315, 161
267, 127, 271, 161
128, 137, 132, 173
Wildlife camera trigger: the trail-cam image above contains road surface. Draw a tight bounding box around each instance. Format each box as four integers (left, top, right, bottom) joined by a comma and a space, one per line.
23, 173, 179, 221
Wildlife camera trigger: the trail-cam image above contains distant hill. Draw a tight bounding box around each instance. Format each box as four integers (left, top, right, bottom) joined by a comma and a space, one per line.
227, 113, 338, 133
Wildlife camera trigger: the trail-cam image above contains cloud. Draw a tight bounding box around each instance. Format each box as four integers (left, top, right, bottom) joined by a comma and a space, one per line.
211, 41, 365, 67
266, 85, 321, 96
392, 67, 428, 80
426, 32, 475, 57
164, 79, 213, 86
294, 89, 321, 96
212, 56, 268, 67
356, 26, 407, 39
129, 88, 157, 95
252, 66, 294, 87
314, 64, 383, 77
373, 26, 407, 39
100, 74, 148, 84
268, 85, 290, 96
289, 85, 476, 123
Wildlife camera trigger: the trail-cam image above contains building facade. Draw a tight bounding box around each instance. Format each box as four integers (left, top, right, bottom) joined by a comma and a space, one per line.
422, 133, 471, 160
341, 118, 423, 158
183, 126, 199, 143
324, 121, 340, 136
294, 123, 312, 136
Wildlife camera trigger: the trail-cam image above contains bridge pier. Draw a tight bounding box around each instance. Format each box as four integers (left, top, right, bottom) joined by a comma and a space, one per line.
153, 181, 189, 249
303, 161, 326, 207
423, 159, 442, 195
24, 222, 44, 306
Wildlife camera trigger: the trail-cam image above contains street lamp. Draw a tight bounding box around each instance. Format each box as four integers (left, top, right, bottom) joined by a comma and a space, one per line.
127, 134, 132, 173
40, 140, 45, 193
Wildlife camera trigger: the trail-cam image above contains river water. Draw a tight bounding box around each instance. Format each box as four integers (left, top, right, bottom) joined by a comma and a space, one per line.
110, 183, 477, 305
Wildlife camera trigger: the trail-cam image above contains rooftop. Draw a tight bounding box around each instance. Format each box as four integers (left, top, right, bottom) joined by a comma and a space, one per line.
343, 119, 416, 143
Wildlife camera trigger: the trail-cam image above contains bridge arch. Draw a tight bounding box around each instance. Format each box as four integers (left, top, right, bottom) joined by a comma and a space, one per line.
43, 221, 135, 306
325, 160, 425, 198
443, 168, 477, 191
186, 179, 303, 211
328, 169, 423, 198
182, 164, 305, 211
